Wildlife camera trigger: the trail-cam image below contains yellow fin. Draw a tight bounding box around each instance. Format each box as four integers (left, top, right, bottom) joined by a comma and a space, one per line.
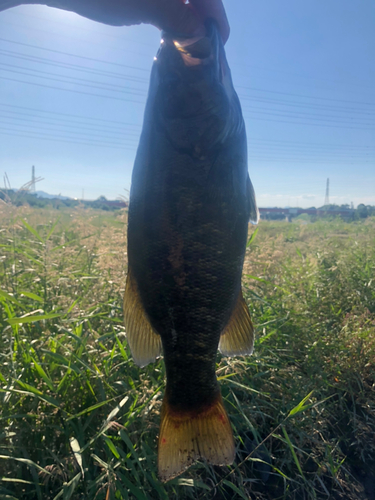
219, 292, 254, 356
123, 268, 162, 367
158, 393, 235, 482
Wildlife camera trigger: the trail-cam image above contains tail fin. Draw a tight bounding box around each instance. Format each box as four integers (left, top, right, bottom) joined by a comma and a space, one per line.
158, 393, 235, 482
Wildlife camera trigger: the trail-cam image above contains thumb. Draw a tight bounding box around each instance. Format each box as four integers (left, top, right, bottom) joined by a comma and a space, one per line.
188, 0, 230, 43
149, 0, 204, 36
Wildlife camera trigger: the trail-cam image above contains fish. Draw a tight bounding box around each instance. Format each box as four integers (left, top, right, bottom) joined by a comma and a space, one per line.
123, 20, 258, 482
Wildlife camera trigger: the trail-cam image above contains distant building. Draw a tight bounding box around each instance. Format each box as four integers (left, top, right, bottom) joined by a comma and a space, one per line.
259, 207, 355, 222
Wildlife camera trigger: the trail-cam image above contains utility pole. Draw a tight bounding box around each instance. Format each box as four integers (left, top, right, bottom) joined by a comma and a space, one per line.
324, 178, 330, 207
31, 165, 36, 192
4, 172, 11, 190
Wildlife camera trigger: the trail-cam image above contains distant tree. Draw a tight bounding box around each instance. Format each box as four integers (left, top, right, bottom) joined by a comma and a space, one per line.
357, 204, 368, 218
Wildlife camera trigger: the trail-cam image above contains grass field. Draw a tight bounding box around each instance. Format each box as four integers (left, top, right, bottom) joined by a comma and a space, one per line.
0, 204, 374, 500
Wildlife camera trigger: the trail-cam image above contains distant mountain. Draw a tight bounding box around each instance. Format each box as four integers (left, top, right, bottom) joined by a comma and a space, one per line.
35, 191, 72, 200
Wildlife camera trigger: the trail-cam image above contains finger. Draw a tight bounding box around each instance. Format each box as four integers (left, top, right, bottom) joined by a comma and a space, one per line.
149, 0, 204, 37
0, 0, 144, 26
0, 0, 30, 11
188, 0, 230, 43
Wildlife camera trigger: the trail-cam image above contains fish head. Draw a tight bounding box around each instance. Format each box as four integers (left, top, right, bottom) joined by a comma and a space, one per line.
152, 20, 242, 152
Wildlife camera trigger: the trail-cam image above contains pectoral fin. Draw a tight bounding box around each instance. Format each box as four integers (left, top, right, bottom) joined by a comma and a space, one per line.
123, 268, 162, 367
219, 291, 254, 356
247, 175, 259, 225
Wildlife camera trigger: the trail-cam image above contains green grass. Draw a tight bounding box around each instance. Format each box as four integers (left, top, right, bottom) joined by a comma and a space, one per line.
0, 204, 374, 500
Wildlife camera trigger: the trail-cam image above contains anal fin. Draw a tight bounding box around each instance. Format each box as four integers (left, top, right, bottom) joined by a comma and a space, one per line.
158, 393, 235, 482
219, 291, 254, 356
123, 268, 162, 367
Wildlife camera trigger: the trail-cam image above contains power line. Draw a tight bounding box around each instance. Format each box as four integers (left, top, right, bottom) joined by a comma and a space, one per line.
244, 106, 375, 125
6, 9, 373, 93
0, 127, 138, 150
0, 75, 146, 103
3, 18, 153, 59
0, 64, 147, 95
0, 122, 138, 145
233, 63, 375, 92
239, 95, 375, 115
1, 73, 373, 129
0, 102, 142, 127
237, 85, 375, 107
0, 124, 371, 163
247, 157, 369, 164
248, 137, 375, 150
247, 152, 372, 161
4, 51, 374, 118
0, 110, 141, 134
4, 9, 156, 48
2, 65, 373, 125
0, 118, 140, 142
246, 146, 372, 158
0, 48, 149, 83
0, 111, 373, 157
4, 69, 372, 125
2, 49, 373, 117
0, 115, 374, 159
1, 38, 374, 120
1, 55, 373, 127
242, 107, 375, 127
3, 52, 374, 118
1, 113, 372, 159
1, 38, 374, 107
242, 113, 375, 131
1, 103, 373, 153
0, 37, 150, 72
2, 102, 373, 148
1, 128, 370, 163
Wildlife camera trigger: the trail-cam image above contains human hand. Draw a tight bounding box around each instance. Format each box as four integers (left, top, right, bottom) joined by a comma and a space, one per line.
150, 0, 230, 43
0, 0, 230, 42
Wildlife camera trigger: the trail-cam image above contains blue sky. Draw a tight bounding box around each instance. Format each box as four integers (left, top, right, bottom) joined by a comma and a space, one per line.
0, 0, 374, 207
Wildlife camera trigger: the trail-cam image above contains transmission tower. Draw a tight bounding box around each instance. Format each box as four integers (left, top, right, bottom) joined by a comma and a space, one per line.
324, 178, 330, 206
31, 165, 36, 192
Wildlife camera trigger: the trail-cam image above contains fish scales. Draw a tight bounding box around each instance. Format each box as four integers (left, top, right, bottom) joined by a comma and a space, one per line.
124, 20, 258, 482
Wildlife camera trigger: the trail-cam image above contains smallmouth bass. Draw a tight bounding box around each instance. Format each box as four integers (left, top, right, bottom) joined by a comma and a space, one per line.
124, 20, 258, 482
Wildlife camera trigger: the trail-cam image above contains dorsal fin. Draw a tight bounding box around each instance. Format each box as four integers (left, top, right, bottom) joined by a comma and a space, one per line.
123, 268, 162, 367
219, 291, 254, 356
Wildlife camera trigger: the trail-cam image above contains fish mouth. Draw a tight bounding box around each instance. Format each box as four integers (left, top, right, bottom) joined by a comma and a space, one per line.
159, 19, 223, 75
171, 34, 213, 67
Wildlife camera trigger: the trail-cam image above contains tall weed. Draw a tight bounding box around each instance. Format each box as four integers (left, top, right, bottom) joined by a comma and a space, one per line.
0, 206, 374, 499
